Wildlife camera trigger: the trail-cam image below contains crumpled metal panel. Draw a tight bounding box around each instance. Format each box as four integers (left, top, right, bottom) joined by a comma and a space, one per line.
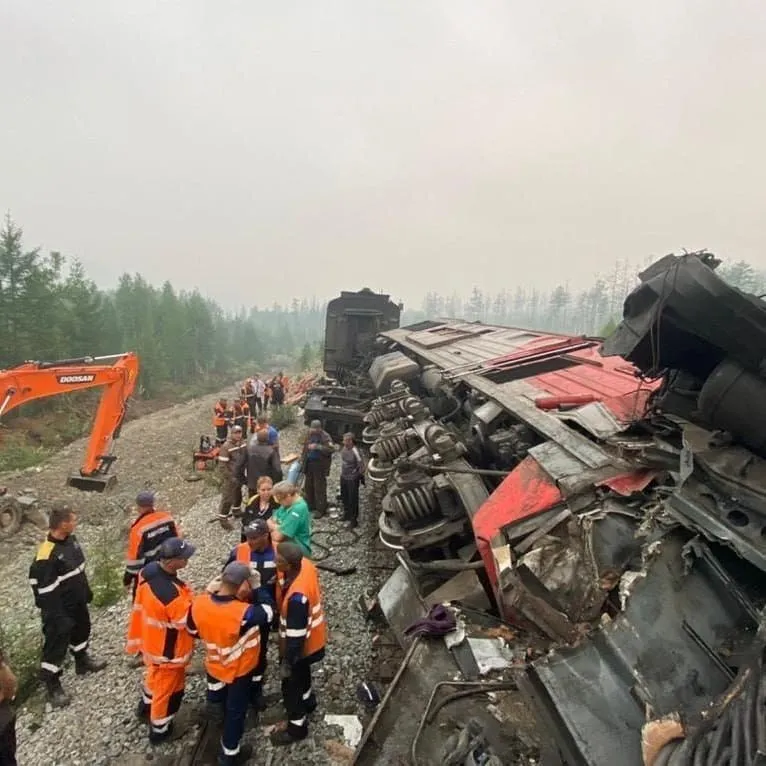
521, 533, 757, 766
556, 401, 625, 440
666, 480, 766, 574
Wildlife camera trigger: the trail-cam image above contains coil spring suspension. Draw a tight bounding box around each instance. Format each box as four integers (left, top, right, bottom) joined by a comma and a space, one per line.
372, 432, 409, 462
391, 485, 438, 527
366, 406, 392, 427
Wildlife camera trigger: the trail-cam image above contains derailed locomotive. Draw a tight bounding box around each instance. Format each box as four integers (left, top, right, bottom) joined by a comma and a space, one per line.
322, 253, 766, 766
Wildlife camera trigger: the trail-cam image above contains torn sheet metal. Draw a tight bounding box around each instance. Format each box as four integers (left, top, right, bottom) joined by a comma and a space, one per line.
520, 533, 757, 766
556, 400, 626, 439
377, 563, 427, 647
666, 479, 766, 574
324, 715, 363, 749
424, 568, 492, 612
518, 507, 643, 623
466, 638, 513, 675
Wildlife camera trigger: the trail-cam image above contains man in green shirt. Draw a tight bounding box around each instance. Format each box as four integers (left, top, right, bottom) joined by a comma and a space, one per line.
267, 481, 312, 557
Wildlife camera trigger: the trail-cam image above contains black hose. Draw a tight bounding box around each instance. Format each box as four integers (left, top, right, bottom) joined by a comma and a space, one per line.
410, 681, 517, 766
653, 743, 678, 766
744, 671, 759, 764
310, 526, 361, 562
437, 396, 461, 424
692, 735, 708, 766
407, 559, 485, 572
425, 683, 517, 725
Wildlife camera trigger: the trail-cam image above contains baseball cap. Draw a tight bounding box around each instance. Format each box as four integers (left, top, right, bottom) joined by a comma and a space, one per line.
231, 425, 243, 433
310, 420, 322, 429
244, 519, 269, 538
158, 537, 195, 560
221, 561, 257, 587
136, 490, 156, 507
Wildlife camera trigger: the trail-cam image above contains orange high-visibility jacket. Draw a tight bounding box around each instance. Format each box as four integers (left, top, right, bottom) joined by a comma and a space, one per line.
213, 403, 227, 427
189, 594, 263, 684
124, 510, 177, 581
235, 543, 251, 564
126, 569, 146, 655
276, 558, 326, 659
133, 564, 195, 667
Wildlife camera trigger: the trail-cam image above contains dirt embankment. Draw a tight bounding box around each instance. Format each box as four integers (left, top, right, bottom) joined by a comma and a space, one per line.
0, 387, 232, 545
0, 385, 390, 766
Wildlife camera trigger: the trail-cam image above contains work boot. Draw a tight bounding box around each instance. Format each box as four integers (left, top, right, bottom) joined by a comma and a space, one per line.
136, 699, 149, 723
217, 743, 253, 766
270, 727, 307, 746
75, 652, 107, 675
45, 678, 71, 709
218, 515, 234, 531
149, 717, 189, 745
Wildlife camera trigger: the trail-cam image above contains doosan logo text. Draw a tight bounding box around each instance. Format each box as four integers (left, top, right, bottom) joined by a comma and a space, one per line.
57, 374, 96, 384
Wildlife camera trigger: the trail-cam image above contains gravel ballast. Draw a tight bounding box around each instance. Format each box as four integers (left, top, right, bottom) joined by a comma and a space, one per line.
0, 393, 390, 765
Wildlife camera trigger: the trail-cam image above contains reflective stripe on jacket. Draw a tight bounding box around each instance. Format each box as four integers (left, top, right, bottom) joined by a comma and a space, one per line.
125, 510, 177, 578
134, 563, 194, 667
213, 404, 227, 427
190, 594, 262, 684
276, 558, 326, 659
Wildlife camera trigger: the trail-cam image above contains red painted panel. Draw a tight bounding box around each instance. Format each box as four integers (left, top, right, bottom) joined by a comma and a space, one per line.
473, 456, 562, 587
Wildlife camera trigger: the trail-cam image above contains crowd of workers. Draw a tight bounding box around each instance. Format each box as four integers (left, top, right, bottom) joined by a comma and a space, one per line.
213, 372, 289, 446
3, 379, 367, 766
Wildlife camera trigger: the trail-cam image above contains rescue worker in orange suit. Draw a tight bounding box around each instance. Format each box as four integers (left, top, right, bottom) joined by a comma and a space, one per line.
124, 490, 179, 662
224, 520, 277, 709
271, 541, 326, 746
28, 506, 106, 708
232, 396, 251, 436
213, 398, 230, 445
134, 537, 196, 745
217, 425, 246, 528
188, 562, 274, 766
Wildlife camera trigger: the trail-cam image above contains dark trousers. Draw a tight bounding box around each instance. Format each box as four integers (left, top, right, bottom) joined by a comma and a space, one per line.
40, 601, 91, 681
281, 659, 315, 739
250, 630, 269, 705
0, 703, 16, 766
254, 396, 263, 414
246, 397, 256, 423
215, 424, 228, 444
340, 477, 361, 522
219, 479, 242, 517
304, 467, 328, 515
207, 672, 252, 762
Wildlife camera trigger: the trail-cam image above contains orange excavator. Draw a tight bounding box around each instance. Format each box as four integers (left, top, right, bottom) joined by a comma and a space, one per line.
0, 352, 139, 536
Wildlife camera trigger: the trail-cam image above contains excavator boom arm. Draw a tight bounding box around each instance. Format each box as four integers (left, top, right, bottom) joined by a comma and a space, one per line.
0, 353, 139, 485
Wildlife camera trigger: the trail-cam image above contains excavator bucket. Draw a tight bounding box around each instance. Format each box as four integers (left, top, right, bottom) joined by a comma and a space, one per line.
67, 474, 117, 492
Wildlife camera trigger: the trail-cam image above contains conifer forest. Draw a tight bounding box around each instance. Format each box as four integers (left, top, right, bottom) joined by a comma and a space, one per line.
2, 213, 764, 396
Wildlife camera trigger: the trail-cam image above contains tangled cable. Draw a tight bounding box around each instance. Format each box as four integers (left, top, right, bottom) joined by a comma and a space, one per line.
652, 629, 766, 765
310, 525, 361, 562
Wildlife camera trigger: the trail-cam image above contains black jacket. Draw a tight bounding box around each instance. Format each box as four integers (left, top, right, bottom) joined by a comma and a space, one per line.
247, 442, 283, 488
29, 534, 92, 616
241, 495, 279, 527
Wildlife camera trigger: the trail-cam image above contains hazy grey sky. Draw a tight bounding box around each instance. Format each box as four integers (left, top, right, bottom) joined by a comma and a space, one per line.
2, 1, 766, 309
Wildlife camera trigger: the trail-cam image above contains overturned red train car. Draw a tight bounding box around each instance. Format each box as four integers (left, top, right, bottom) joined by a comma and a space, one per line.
345, 252, 766, 766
